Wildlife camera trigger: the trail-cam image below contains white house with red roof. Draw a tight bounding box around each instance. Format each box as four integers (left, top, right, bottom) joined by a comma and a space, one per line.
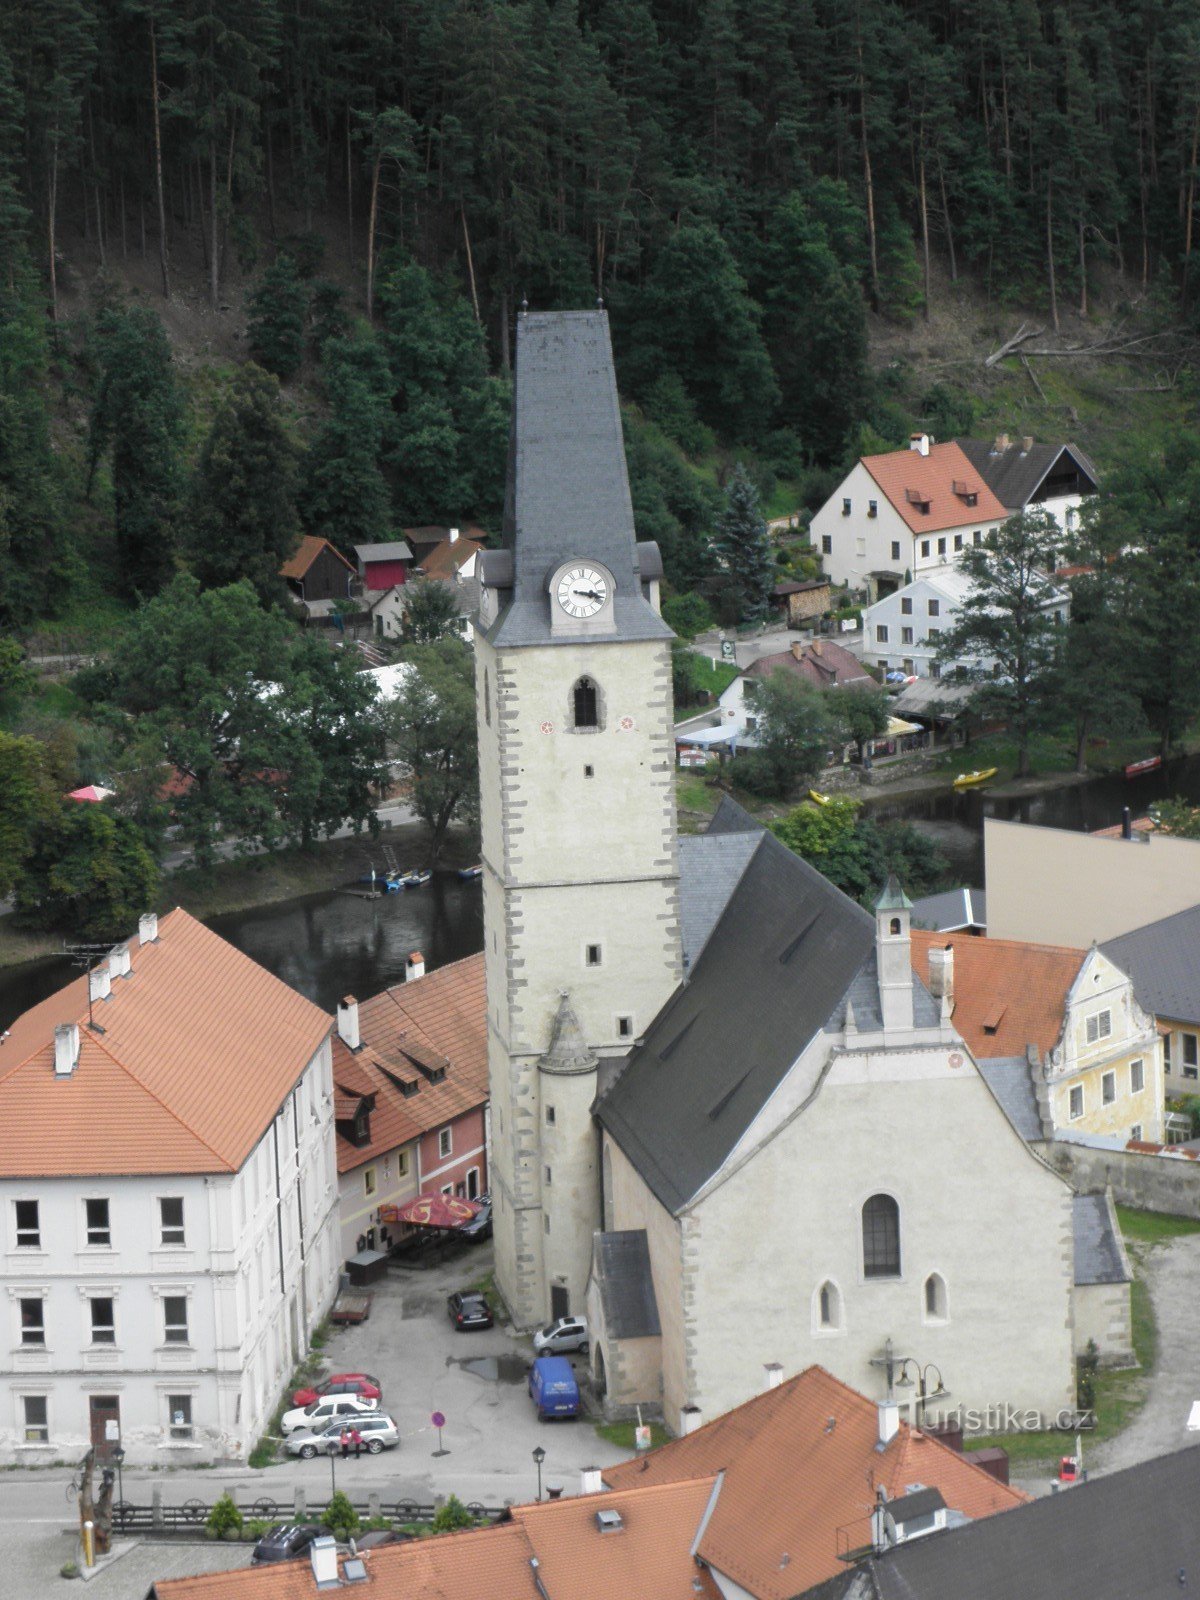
810, 434, 1009, 600
0, 909, 340, 1467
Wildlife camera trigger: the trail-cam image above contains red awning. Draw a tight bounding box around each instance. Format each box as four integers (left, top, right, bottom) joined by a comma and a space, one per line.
387, 1192, 480, 1229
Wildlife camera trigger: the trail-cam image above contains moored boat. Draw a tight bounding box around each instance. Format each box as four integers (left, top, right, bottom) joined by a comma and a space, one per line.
952, 767, 998, 790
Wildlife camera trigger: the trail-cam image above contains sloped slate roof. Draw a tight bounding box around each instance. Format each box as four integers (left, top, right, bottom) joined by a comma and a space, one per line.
976, 1056, 1045, 1143
1073, 1191, 1131, 1286
592, 1229, 662, 1338
677, 831, 760, 971
598, 813, 875, 1213
911, 886, 987, 932
1101, 904, 1200, 1026
486, 311, 672, 649
957, 438, 1099, 509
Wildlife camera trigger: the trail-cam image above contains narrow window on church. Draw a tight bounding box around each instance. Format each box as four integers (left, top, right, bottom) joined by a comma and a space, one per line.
484, 668, 491, 727
586, 944, 602, 967
573, 677, 599, 728
546, 1106, 556, 1125
544, 1215, 550, 1234
584, 764, 594, 778
617, 1016, 633, 1039
544, 1166, 552, 1185
862, 1194, 901, 1278
816, 1281, 841, 1330
924, 1273, 948, 1321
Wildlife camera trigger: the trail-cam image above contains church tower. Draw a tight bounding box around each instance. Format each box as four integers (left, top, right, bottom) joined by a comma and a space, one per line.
475, 311, 682, 1329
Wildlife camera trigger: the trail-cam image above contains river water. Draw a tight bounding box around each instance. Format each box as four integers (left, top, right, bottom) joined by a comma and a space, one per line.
4, 752, 1200, 1030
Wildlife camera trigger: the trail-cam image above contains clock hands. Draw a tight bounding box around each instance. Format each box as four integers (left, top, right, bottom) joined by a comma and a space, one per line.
572, 587, 604, 603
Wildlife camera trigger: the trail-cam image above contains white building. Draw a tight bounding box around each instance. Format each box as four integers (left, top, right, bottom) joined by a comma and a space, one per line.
957, 435, 1099, 546
810, 436, 1010, 600
0, 909, 339, 1466
861, 567, 1068, 680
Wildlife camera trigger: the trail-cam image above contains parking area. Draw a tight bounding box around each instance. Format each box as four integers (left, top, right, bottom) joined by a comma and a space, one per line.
292, 1241, 628, 1505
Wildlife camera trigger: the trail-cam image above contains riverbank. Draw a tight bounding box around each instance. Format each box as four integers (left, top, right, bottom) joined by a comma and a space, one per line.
0, 820, 477, 971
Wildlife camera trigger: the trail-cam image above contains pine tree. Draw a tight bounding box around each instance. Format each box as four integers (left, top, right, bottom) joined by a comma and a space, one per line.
300, 334, 392, 551
711, 463, 774, 625
247, 254, 308, 379
88, 306, 185, 598
189, 365, 301, 602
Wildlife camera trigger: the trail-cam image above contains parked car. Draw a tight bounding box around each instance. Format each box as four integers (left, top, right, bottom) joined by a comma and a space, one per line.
291, 1372, 382, 1408
286, 1413, 400, 1459
251, 1524, 324, 1564
448, 1289, 493, 1330
528, 1356, 582, 1419
533, 1315, 588, 1355
280, 1393, 379, 1436
460, 1201, 493, 1242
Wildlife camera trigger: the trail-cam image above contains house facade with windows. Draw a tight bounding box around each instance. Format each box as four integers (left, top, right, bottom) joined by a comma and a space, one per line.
0, 909, 340, 1467
957, 434, 1099, 543
910, 932, 1163, 1145
809, 436, 1009, 600
332, 952, 488, 1261
861, 568, 1068, 681
1101, 904, 1200, 1097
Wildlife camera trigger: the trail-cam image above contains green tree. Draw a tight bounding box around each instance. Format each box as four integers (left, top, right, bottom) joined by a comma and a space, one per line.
189, 366, 302, 602
661, 591, 714, 639
300, 334, 391, 551
247, 254, 308, 379
402, 579, 462, 644
388, 640, 479, 861
739, 671, 836, 795
939, 510, 1064, 777
15, 802, 159, 939
0, 731, 55, 897
320, 1491, 359, 1535
87, 306, 185, 597
772, 795, 945, 902
711, 464, 774, 625
277, 638, 388, 848
431, 1494, 474, 1534
832, 684, 889, 759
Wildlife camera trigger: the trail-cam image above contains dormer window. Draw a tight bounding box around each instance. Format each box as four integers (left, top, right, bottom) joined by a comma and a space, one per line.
905, 489, 931, 513
353, 1108, 370, 1146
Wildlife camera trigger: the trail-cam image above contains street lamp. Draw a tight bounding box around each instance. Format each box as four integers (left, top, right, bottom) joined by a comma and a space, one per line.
328, 1441, 338, 1500
869, 1339, 950, 1421
532, 1445, 546, 1502
110, 1445, 125, 1526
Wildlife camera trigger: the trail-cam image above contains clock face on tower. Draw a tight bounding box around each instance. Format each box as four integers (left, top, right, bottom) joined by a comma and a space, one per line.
555, 564, 610, 619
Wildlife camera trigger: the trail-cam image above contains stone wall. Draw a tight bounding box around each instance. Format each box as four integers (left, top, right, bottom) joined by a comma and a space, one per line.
1048, 1140, 1200, 1218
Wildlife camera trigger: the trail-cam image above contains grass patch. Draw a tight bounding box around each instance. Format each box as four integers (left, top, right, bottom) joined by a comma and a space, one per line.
675, 656, 739, 722
594, 1419, 670, 1452
675, 771, 723, 826
1116, 1205, 1200, 1246
968, 1276, 1155, 1474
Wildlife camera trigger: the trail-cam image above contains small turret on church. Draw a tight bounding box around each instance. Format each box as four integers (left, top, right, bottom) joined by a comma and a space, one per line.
875, 875, 914, 1032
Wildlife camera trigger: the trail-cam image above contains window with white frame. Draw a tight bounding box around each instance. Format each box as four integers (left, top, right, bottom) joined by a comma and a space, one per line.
14, 1200, 39, 1249
162, 1296, 189, 1345
396, 1150, 409, 1176
876, 625, 889, 643
1131, 1123, 1143, 1141
438, 1127, 452, 1159
21, 1395, 48, 1443
167, 1394, 194, 1440
89, 1297, 116, 1344
1130, 1059, 1145, 1094
159, 1197, 185, 1246
1163, 1034, 1172, 1073
862, 1194, 901, 1278
85, 1198, 111, 1247
364, 1168, 376, 1197
1185, 1033, 1198, 1078
1085, 1010, 1112, 1045
1069, 1085, 1084, 1120
19, 1298, 45, 1346
1102, 1070, 1116, 1105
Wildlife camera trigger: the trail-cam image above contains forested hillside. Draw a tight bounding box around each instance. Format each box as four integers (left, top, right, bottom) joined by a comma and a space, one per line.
3, 0, 1200, 628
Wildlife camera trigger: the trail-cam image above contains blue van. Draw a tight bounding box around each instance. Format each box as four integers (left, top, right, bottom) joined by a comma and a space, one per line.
528, 1356, 581, 1420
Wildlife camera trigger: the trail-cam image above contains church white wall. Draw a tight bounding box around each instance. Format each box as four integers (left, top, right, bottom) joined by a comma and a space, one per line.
679, 1046, 1076, 1433
1073, 1281, 1132, 1367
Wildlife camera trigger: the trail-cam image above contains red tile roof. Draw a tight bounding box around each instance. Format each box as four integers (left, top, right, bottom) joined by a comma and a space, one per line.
861, 442, 1009, 535
0, 909, 331, 1176
416, 534, 485, 581
280, 535, 356, 581
333, 954, 487, 1173
910, 929, 1086, 1059
746, 638, 873, 690
602, 1366, 1026, 1600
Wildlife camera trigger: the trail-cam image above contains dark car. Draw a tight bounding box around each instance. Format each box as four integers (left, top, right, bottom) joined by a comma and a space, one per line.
448, 1289, 493, 1329
251, 1523, 324, 1565
460, 1201, 493, 1243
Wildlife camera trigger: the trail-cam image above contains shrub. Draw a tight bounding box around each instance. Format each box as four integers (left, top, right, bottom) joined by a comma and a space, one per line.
661, 592, 714, 640
206, 1494, 243, 1537
322, 1491, 360, 1535
431, 1494, 474, 1534
245, 1519, 271, 1540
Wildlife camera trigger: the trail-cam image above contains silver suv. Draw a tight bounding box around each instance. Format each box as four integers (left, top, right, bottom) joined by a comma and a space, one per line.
287, 1413, 400, 1458
533, 1315, 589, 1355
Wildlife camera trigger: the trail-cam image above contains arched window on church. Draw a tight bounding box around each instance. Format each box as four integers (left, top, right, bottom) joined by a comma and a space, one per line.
924, 1272, 948, 1322
814, 1279, 842, 1332
862, 1194, 901, 1278
573, 676, 599, 729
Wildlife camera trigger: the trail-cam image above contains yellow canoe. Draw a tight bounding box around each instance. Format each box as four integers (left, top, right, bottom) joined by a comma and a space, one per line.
953, 767, 998, 790
808, 789, 830, 805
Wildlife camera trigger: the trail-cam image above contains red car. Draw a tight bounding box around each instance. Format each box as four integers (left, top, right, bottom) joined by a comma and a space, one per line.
291, 1372, 382, 1408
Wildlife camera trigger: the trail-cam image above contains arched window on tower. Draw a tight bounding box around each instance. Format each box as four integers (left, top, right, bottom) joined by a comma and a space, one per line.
889, 917, 902, 935
573, 676, 599, 729
862, 1194, 901, 1278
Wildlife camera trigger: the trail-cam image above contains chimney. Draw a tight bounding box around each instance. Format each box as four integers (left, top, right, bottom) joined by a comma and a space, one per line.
309, 1536, 339, 1587
993, 432, 1010, 453
89, 966, 112, 1005
790, 641, 804, 661
878, 1401, 900, 1447
138, 912, 158, 945
108, 944, 132, 981
926, 944, 955, 1005
337, 996, 360, 1051
406, 951, 426, 982
580, 1466, 605, 1496
908, 432, 930, 457
680, 1404, 703, 1435
1021, 435, 1034, 453
870, 1486, 892, 1553
54, 1022, 80, 1077
1122, 807, 1133, 841
763, 1362, 784, 1391
449, 526, 460, 544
